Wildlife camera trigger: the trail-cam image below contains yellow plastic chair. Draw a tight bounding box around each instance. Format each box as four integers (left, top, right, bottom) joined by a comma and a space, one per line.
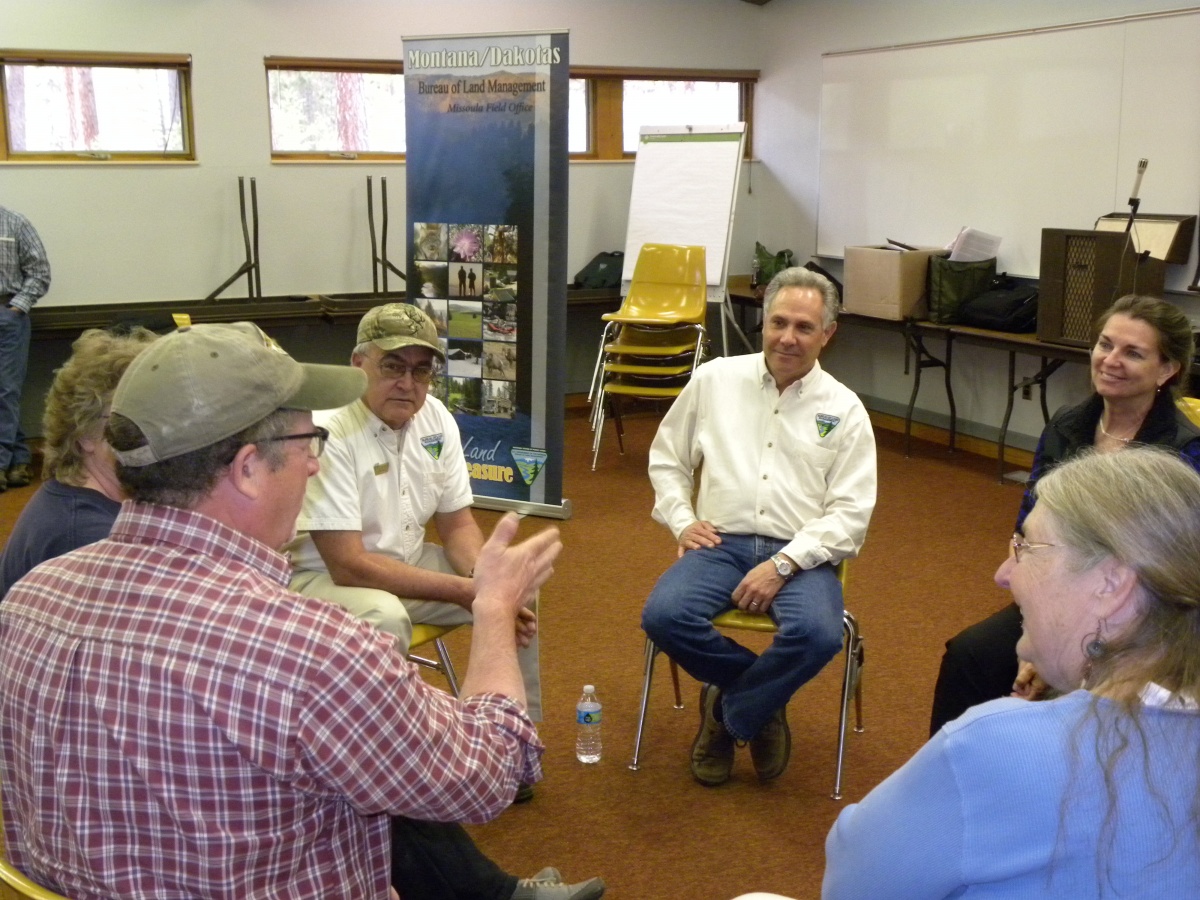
628, 561, 865, 800
0, 860, 68, 900
1178, 396, 1200, 428
0, 787, 72, 900
587, 243, 707, 403
408, 622, 462, 697
588, 244, 709, 468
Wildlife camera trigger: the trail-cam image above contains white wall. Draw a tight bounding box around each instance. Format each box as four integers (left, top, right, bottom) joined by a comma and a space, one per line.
749, 0, 1198, 449
4, 0, 1195, 447
0, 0, 763, 306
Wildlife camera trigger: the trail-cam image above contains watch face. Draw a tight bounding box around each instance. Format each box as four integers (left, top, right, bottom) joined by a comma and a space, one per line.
773, 555, 793, 577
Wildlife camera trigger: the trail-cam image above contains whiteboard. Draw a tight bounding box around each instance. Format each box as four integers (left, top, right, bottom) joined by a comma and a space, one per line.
622, 124, 745, 302
817, 10, 1200, 285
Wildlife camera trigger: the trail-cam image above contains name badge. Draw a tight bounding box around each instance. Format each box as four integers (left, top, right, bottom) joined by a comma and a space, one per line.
374, 461, 390, 476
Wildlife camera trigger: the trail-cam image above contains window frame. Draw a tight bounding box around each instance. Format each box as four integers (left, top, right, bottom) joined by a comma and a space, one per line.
569, 66, 758, 161
0, 49, 194, 163
264, 56, 407, 163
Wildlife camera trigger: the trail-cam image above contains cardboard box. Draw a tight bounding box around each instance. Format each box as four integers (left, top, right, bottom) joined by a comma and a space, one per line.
842, 245, 949, 320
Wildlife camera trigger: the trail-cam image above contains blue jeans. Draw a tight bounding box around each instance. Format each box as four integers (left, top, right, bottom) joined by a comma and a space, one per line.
0, 306, 31, 470
641, 533, 844, 741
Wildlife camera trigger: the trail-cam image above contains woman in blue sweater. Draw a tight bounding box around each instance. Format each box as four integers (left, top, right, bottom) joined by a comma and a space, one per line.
825, 446, 1200, 898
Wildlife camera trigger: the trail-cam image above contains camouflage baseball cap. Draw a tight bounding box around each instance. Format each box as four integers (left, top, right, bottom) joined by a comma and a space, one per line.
357, 303, 445, 361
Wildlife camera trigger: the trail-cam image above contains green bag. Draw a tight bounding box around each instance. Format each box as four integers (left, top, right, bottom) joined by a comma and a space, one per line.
927, 256, 996, 324
754, 241, 795, 285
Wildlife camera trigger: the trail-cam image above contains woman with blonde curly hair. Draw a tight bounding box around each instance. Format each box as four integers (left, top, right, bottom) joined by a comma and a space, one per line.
0, 327, 156, 596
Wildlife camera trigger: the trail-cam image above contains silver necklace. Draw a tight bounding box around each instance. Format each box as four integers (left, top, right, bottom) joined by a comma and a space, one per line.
1099, 416, 1135, 444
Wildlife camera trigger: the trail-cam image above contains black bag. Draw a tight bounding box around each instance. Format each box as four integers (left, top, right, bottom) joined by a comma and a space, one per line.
927, 256, 996, 324
573, 251, 625, 289
958, 277, 1039, 332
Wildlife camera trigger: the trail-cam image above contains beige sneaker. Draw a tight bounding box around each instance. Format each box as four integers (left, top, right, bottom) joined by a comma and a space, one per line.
5, 463, 32, 488
749, 705, 791, 781
511, 867, 606, 900
690, 684, 734, 786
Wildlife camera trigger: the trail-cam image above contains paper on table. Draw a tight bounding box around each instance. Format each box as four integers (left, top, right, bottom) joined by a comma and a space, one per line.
947, 227, 1002, 262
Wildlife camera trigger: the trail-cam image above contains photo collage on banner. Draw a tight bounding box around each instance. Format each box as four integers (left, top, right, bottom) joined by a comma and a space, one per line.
412, 222, 520, 421
405, 31, 568, 509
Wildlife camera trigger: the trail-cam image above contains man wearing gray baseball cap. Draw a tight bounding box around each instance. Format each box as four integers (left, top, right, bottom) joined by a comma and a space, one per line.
0, 322, 567, 900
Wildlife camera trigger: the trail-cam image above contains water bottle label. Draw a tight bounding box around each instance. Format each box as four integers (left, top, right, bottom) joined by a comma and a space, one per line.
577, 708, 602, 725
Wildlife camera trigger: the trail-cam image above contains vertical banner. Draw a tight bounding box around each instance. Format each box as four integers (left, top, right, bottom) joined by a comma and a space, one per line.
404, 31, 570, 518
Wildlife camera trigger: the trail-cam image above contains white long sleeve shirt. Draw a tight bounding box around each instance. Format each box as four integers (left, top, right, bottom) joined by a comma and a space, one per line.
649, 354, 877, 569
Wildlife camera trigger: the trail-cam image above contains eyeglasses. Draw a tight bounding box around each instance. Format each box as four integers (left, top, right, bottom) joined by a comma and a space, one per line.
369, 356, 437, 384
258, 426, 329, 459
1010, 532, 1056, 563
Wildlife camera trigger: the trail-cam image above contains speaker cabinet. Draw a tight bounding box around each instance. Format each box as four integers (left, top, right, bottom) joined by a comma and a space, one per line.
1038, 229, 1165, 347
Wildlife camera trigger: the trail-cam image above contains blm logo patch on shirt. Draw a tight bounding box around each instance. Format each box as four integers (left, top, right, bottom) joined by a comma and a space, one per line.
815, 413, 841, 438
421, 433, 444, 460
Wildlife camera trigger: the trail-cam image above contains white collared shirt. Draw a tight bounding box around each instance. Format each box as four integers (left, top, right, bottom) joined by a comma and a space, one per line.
649, 354, 877, 569
286, 397, 474, 572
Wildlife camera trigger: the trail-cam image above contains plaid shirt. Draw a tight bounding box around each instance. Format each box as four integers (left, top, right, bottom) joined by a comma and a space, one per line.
0, 502, 542, 900
0, 206, 50, 312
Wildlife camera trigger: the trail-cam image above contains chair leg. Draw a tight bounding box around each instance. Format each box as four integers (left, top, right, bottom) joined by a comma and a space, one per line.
611, 395, 626, 455
831, 612, 862, 800
853, 630, 866, 733
668, 658, 683, 709
591, 393, 608, 470
434, 638, 461, 698
587, 322, 615, 410
629, 637, 660, 771
409, 638, 460, 698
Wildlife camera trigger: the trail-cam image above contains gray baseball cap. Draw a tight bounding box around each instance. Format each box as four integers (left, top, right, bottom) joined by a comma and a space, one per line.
357, 303, 445, 361
111, 322, 366, 466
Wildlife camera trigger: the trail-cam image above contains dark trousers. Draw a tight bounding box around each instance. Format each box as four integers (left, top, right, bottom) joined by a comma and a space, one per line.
928, 602, 1022, 737
391, 817, 516, 900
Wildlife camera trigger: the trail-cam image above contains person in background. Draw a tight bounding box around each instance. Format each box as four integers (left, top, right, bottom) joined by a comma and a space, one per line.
287, 303, 543, 730
641, 266, 877, 786
0, 322, 567, 899
928, 294, 1199, 736
0, 204, 51, 493
824, 447, 1200, 898
0, 326, 156, 597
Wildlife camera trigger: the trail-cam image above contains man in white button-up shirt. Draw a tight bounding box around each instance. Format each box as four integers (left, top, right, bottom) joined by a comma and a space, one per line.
642, 267, 877, 786
286, 304, 542, 717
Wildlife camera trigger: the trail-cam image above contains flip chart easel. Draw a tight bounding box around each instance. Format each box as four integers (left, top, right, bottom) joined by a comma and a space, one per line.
622, 124, 748, 355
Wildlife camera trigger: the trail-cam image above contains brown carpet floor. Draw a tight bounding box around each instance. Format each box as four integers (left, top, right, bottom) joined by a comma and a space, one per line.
0, 409, 1026, 899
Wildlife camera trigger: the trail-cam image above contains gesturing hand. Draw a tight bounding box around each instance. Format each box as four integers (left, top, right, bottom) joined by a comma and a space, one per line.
472, 513, 562, 619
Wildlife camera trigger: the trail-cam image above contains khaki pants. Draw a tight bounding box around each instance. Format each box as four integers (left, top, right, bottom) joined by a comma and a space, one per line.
290, 543, 542, 720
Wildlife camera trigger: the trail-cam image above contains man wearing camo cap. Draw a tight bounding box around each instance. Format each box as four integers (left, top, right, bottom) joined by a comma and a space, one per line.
287, 303, 543, 722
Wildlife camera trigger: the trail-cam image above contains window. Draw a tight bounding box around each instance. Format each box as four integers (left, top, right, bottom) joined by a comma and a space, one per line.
570, 67, 757, 159
0, 50, 193, 161
260, 60, 756, 163
265, 57, 406, 160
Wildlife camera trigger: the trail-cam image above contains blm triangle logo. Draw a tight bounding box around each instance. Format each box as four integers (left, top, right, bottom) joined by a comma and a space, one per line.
815, 413, 841, 438
511, 446, 549, 486
421, 433, 444, 460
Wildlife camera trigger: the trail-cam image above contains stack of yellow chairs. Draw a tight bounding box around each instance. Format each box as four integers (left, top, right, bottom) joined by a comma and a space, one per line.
587, 243, 708, 469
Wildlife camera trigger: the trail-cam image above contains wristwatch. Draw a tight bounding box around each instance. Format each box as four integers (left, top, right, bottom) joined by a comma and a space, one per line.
770, 554, 796, 580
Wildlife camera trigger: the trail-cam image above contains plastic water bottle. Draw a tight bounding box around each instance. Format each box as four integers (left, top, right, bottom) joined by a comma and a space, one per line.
575, 684, 602, 763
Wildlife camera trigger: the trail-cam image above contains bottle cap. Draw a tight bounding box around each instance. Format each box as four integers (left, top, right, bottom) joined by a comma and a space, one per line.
583, 684, 595, 693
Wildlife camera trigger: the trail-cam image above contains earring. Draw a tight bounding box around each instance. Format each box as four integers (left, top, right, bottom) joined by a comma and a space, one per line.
1084, 618, 1107, 660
